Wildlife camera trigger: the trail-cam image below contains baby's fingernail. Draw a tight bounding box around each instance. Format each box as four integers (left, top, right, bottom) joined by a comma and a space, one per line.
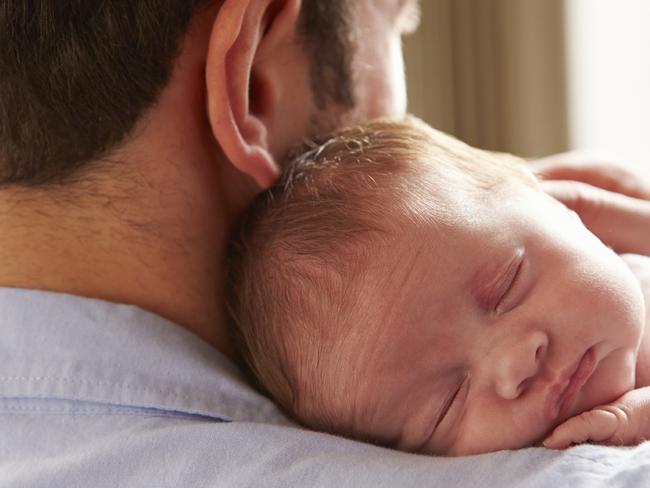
543, 437, 559, 449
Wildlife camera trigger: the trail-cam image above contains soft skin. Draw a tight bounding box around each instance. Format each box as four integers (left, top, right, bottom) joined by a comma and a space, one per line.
349, 175, 646, 456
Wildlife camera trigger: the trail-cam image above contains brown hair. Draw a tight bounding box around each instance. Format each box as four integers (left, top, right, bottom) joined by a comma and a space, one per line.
226, 116, 532, 438
0, 0, 352, 188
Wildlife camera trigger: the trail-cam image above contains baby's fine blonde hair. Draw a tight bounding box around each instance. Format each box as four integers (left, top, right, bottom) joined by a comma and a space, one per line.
225, 115, 533, 440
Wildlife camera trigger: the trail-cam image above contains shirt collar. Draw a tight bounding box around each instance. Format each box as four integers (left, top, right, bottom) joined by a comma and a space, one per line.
0, 287, 290, 425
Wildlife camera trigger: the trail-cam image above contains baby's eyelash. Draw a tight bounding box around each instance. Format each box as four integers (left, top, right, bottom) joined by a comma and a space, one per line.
419, 375, 470, 454
438, 376, 467, 425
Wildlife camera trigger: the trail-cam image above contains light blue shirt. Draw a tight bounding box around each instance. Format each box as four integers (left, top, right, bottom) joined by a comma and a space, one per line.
2, 287, 650, 487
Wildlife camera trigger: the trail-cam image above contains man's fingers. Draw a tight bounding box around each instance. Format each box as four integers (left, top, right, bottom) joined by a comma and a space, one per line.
530, 154, 650, 200
543, 410, 619, 449
541, 180, 650, 255
540, 180, 607, 222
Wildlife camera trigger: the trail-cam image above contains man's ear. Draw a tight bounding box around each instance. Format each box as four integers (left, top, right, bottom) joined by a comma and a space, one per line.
206, 0, 302, 189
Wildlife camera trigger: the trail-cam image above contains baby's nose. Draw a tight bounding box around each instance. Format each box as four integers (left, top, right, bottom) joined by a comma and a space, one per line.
494, 330, 548, 400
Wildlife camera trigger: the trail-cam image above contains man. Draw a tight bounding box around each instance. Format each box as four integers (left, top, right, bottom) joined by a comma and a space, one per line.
1, 1, 649, 486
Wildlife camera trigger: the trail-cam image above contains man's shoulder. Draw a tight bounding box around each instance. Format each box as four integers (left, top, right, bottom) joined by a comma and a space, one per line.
0, 287, 440, 487
0, 287, 288, 424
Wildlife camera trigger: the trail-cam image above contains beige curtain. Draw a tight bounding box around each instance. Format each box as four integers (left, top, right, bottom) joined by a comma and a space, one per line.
404, 0, 569, 158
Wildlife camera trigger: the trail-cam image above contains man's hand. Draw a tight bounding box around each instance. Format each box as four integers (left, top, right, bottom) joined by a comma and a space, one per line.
543, 387, 650, 449
530, 151, 650, 200
540, 180, 650, 255
529, 152, 650, 256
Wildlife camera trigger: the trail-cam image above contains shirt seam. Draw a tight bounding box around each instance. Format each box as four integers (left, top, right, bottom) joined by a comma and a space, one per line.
0, 375, 211, 402
0, 404, 226, 419
1, 377, 281, 424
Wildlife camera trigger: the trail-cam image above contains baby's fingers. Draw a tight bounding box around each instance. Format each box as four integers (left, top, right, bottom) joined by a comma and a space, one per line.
543, 409, 619, 449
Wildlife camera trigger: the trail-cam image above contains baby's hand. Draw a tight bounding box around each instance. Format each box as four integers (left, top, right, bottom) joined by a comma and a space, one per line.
543, 387, 650, 449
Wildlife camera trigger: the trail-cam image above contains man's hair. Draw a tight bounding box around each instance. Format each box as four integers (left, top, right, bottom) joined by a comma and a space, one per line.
0, 0, 352, 188
225, 116, 533, 441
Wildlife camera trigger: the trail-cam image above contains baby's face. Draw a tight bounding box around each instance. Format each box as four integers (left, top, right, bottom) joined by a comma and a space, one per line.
348, 178, 645, 455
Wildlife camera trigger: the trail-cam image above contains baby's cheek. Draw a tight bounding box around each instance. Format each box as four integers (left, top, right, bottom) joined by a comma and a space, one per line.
606, 255, 646, 345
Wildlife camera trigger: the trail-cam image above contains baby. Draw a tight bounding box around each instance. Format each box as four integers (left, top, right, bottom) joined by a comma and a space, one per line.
226, 116, 650, 456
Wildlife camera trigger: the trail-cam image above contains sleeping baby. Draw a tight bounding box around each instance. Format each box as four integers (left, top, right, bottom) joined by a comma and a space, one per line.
225, 116, 650, 456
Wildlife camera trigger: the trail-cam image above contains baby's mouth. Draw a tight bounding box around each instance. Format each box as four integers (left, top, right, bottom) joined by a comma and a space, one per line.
543, 347, 597, 422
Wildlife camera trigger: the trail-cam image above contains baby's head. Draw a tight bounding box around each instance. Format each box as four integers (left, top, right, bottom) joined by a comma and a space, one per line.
226, 116, 645, 455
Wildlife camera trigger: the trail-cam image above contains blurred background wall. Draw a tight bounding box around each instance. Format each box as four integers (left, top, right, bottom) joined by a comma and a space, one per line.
403, 0, 650, 169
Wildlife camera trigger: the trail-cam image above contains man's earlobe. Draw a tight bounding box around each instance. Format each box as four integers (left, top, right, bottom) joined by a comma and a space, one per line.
205, 0, 302, 189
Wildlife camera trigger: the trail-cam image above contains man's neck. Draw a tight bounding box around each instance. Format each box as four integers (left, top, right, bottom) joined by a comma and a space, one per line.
0, 160, 253, 359
0, 3, 263, 358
